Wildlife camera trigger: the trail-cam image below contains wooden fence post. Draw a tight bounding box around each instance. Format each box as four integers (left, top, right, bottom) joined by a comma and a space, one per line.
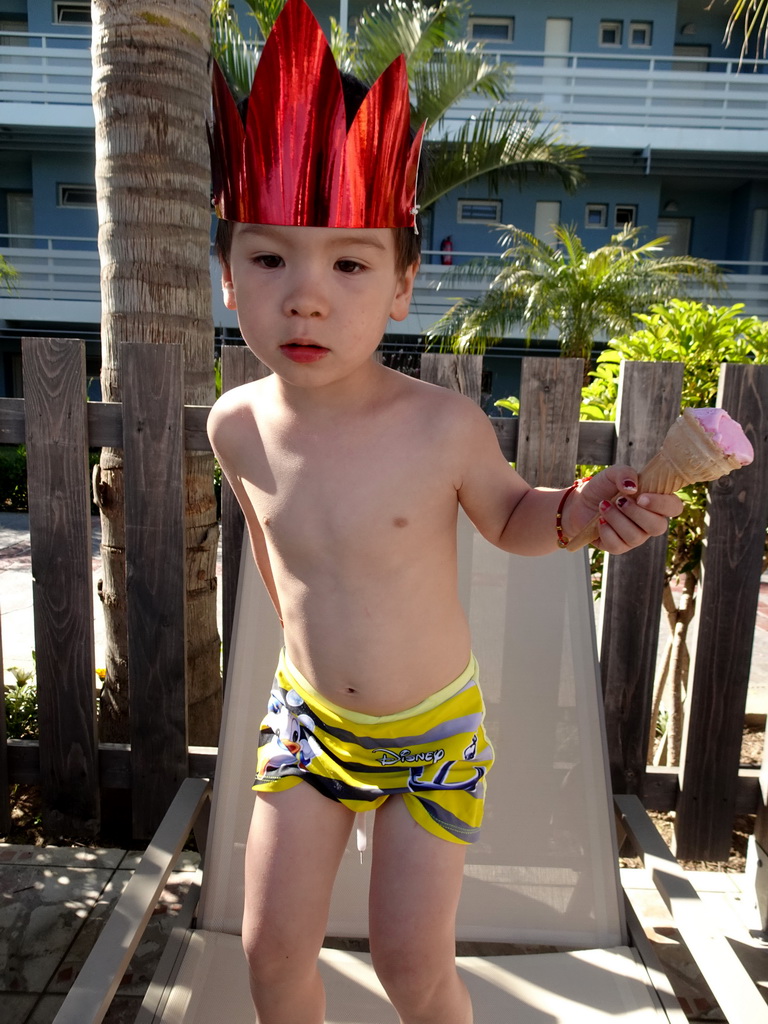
675, 362, 768, 860
515, 357, 583, 486
22, 336, 99, 836
122, 342, 188, 839
600, 360, 684, 797
420, 352, 483, 404
219, 346, 270, 680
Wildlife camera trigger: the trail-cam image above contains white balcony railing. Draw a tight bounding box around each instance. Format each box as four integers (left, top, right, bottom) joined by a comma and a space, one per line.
0, 31, 91, 107
3, 33, 768, 137
443, 49, 768, 138
3, 239, 768, 329
0, 238, 101, 320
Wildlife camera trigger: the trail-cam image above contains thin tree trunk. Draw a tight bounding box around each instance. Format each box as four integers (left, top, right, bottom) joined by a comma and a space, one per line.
92, 0, 221, 745
648, 573, 697, 767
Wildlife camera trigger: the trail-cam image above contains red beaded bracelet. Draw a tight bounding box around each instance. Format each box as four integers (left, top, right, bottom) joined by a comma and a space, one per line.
556, 477, 591, 549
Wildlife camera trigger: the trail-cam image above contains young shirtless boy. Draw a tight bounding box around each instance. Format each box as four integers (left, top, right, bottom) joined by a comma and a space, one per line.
207, 3, 682, 1022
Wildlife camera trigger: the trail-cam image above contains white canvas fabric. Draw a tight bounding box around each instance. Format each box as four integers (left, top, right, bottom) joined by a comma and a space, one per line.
197, 515, 624, 948
160, 933, 665, 1024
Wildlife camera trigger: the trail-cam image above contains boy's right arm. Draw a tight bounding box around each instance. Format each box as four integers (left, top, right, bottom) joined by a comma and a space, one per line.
207, 392, 283, 626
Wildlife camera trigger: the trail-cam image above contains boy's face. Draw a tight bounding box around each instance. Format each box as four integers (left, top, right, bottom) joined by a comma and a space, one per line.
221, 223, 417, 386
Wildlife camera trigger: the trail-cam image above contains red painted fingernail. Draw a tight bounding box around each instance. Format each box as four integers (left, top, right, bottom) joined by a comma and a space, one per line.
599, 517, 607, 526
616, 496, 628, 508
599, 500, 611, 512
623, 480, 637, 491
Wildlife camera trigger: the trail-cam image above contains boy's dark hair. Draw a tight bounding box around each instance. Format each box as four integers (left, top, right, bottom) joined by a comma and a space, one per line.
214, 70, 424, 274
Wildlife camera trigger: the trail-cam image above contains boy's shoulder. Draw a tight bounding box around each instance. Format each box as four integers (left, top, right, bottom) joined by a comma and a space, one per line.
387, 365, 476, 409
394, 369, 490, 432
210, 375, 271, 414
207, 376, 271, 448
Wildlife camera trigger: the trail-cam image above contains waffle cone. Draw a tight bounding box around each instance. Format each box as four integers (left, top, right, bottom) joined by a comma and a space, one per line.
637, 408, 744, 494
565, 408, 745, 551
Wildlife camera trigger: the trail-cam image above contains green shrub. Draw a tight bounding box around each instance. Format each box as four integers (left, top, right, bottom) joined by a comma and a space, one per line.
5, 665, 38, 740
0, 447, 103, 515
0, 446, 28, 511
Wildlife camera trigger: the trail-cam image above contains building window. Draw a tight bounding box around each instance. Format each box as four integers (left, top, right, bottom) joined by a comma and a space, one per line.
630, 22, 653, 47
585, 204, 608, 229
467, 17, 514, 43
457, 199, 502, 224
599, 21, 622, 47
53, 2, 91, 25
615, 204, 637, 228
58, 184, 97, 207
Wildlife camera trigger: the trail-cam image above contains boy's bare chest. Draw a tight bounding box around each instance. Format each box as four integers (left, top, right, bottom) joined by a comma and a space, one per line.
242, 424, 455, 553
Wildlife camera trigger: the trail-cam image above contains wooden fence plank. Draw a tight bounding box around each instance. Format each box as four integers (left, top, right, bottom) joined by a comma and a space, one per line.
489, 416, 615, 468
600, 361, 684, 797
9, 735, 761, 815
0, 398, 25, 443
2, 353, 767, 858
219, 346, 270, 680
122, 342, 188, 839
22, 336, 99, 836
490, 417, 518, 462
516, 357, 583, 486
420, 353, 483, 404
0, 399, 621, 467
675, 363, 768, 860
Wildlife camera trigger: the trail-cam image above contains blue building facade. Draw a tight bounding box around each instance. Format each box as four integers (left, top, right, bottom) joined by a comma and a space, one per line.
1, 1, 767, 405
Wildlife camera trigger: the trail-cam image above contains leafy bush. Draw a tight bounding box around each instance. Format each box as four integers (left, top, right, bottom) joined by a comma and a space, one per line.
580, 300, 768, 578
4, 665, 38, 740
0, 447, 104, 515
0, 446, 29, 511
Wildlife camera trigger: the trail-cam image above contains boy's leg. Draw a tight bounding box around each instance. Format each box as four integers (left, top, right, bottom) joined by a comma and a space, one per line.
368, 796, 472, 1024
242, 783, 355, 1024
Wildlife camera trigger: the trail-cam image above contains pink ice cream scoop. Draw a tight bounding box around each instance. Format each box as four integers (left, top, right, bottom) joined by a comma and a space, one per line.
565, 407, 754, 551
686, 407, 754, 465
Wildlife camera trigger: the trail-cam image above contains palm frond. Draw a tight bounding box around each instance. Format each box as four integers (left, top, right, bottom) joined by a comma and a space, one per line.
436, 255, 505, 287
421, 107, 584, 208
240, 0, 287, 42
211, 5, 259, 100
724, 0, 768, 64
329, 16, 357, 71
426, 280, 529, 353
643, 254, 725, 288
410, 45, 511, 126
0, 253, 18, 293
351, 0, 467, 83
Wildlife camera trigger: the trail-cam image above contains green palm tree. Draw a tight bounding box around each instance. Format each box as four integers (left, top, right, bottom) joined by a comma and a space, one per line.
426, 224, 724, 367
210, 0, 585, 211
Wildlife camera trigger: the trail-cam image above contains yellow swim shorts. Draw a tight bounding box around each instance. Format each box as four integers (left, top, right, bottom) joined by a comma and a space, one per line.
253, 649, 494, 844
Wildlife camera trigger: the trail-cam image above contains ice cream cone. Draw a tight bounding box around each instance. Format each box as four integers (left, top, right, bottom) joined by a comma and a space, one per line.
564, 408, 749, 552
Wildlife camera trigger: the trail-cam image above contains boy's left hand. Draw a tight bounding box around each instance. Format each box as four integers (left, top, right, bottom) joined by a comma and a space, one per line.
568, 467, 684, 554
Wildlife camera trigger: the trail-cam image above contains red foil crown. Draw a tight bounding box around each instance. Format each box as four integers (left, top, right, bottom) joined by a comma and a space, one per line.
209, 0, 424, 228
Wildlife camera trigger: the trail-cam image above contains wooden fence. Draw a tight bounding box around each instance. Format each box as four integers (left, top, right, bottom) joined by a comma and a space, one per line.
1, 337, 767, 861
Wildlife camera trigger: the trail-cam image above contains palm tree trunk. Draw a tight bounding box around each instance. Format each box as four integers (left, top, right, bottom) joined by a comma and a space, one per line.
92, 0, 221, 744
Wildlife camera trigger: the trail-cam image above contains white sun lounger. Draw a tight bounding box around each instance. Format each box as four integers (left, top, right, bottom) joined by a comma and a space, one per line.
53, 519, 768, 1023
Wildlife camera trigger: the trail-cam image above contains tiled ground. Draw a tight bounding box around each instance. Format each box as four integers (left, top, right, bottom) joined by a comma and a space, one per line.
621, 865, 768, 1020
0, 844, 200, 1023
1, 843, 767, 1023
